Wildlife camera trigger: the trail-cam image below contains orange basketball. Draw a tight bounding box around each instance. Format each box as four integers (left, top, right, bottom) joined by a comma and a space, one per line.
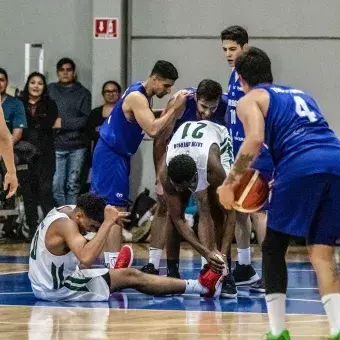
232, 169, 270, 213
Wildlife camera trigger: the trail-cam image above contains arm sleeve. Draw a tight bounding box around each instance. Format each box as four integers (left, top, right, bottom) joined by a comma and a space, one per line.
37, 100, 58, 128
12, 100, 27, 129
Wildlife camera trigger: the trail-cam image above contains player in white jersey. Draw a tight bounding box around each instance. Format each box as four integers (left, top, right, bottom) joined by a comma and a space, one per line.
159, 121, 237, 297
28, 193, 225, 301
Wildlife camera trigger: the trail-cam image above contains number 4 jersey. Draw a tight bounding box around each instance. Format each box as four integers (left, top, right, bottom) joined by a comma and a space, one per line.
166, 120, 233, 192
255, 84, 340, 184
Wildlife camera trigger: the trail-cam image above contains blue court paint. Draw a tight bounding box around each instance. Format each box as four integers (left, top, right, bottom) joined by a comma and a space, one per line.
0, 256, 326, 315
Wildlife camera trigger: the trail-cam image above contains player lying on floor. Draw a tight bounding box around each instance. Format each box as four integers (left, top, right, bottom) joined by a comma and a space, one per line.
28, 193, 225, 302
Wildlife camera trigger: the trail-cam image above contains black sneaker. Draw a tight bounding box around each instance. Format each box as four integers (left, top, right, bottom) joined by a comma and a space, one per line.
167, 268, 181, 279
140, 263, 159, 275
232, 261, 260, 286
220, 273, 238, 298
249, 278, 265, 293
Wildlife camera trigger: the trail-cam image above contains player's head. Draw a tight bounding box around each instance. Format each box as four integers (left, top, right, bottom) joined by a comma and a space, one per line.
168, 154, 198, 193
196, 79, 222, 120
74, 193, 106, 232
235, 46, 273, 93
150, 60, 178, 98
220, 25, 248, 67
0, 68, 8, 95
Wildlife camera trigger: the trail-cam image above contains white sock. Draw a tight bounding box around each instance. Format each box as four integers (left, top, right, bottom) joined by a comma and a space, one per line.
184, 280, 208, 294
322, 294, 340, 336
265, 293, 286, 336
149, 247, 163, 270
104, 252, 119, 269
237, 247, 251, 265
201, 256, 208, 268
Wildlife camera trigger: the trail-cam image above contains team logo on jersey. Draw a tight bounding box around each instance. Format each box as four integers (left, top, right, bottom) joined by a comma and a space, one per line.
116, 193, 123, 198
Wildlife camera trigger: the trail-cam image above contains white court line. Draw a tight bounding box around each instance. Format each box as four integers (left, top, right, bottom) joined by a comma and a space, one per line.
0, 271, 28, 275
0, 292, 33, 295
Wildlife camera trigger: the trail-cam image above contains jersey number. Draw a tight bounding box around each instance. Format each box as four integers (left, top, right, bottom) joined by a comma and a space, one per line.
294, 96, 317, 123
181, 122, 207, 139
30, 230, 40, 260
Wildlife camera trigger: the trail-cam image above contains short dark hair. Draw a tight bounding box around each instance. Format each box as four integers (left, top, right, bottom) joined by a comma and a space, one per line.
196, 79, 222, 101
56, 58, 76, 71
235, 47, 273, 87
168, 154, 197, 184
101, 80, 122, 95
150, 60, 178, 81
220, 25, 248, 46
0, 68, 8, 81
76, 193, 106, 224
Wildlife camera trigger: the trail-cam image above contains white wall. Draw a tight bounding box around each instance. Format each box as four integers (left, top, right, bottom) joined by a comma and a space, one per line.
0, 0, 93, 91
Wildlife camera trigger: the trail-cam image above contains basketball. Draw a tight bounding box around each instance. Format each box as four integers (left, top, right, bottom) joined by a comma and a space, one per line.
232, 169, 270, 212
218, 169, 270, 213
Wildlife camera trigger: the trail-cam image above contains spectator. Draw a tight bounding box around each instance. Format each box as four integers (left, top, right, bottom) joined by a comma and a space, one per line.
0, 68, 26, 144
87, 80, 122, 147
20, 72, 58, 240
48, 58, 91, 206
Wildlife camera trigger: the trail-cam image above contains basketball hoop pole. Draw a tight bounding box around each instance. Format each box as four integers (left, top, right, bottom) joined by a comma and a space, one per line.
24, 43, 44, 82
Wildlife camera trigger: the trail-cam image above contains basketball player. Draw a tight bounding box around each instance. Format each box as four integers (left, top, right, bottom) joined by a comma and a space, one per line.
91, 60, 189, 268
28, 193, 225, 302
221, 26, 274, 292
218, 47, 340, 340
153, 120, 237, 297
0, 97, 18, 198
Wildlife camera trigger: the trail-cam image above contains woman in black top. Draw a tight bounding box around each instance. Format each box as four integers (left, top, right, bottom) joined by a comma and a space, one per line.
20, 72, 58, 239
87, 80, 122, 147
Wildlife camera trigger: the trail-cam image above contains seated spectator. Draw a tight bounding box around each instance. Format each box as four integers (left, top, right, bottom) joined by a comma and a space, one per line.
20, 72, 58, 240
48, 58, 91, 206
86, 80, 121, 148
0, 68, 26, 144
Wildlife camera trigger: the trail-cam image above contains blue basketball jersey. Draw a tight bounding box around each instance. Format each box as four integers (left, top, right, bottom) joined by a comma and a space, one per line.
99, 82, 149, 156
255, 84, 340, 183
226, 70, 274, 175
172, 87, 227, 134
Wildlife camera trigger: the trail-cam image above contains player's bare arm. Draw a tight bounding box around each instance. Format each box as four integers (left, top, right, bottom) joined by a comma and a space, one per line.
217, 91, 267, 209
153, 94, 185, 177
0, 98, 18, 198
224, 91, 266, 186
125, 91, 189, 138
54, 206, 129, 268
207, 144, 228, 188
196, 189, 225, 272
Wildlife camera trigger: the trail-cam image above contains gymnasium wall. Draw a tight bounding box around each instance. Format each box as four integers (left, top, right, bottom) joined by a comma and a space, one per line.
0, 0, 93, 91
129, 0, 340, 199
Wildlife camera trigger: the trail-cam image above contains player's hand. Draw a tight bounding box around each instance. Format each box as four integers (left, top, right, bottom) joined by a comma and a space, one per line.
216, 183, 235, 210
4, 171, 18, 199
104, 205, 130, 225
206, 250, 226, 273
172, 90, 192, 112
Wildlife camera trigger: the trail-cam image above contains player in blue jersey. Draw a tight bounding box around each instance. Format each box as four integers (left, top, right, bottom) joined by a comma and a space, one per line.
141, 79, 237, 298
91, 60, 189, 268
218, 47, 340, 340
221, 26, 273, 292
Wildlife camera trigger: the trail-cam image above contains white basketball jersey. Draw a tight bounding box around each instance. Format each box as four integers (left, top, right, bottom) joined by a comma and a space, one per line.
166, 120, 233, 192
28, 206, 80, 294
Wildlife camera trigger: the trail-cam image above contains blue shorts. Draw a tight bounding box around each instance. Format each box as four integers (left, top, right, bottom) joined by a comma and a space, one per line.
91, 139, 130, 207
267, 174, 340, 245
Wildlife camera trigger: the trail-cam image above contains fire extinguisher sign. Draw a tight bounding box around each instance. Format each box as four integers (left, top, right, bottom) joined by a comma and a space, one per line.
94, 18, 118, 39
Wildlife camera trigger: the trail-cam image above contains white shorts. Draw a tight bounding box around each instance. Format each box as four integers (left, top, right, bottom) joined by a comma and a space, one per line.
32, 268, 110, 302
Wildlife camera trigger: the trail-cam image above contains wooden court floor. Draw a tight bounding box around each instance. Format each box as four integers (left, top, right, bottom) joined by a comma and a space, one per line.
0, 243, 338, 339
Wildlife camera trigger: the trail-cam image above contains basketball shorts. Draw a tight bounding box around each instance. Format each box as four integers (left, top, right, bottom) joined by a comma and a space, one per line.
31, 268, 110, 302
91, 138, 130, 207
267, 173, 340, 245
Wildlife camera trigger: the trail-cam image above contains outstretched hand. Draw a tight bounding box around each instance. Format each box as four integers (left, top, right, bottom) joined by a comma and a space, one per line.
104, 205, 130, 225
